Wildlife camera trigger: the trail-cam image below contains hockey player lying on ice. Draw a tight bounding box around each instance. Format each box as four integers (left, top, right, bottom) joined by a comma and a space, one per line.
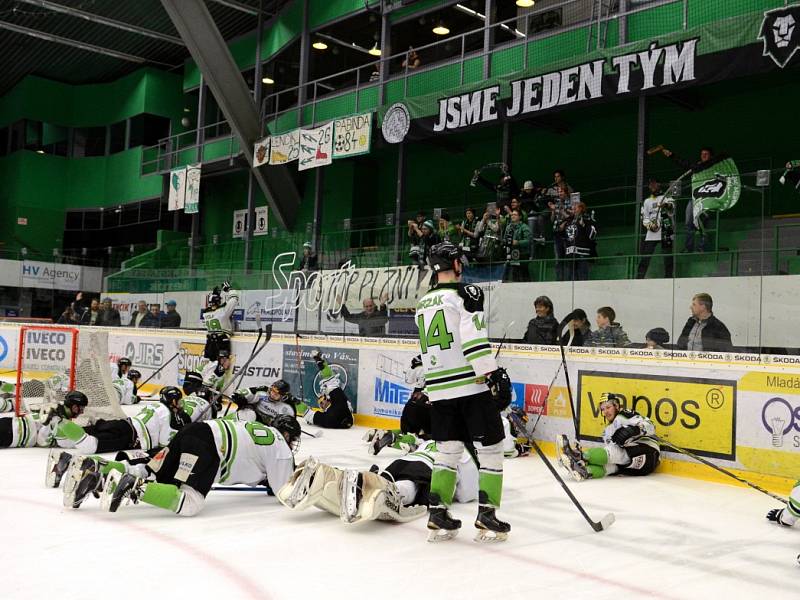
556, 393, 660, 481
301, 350, 354, 429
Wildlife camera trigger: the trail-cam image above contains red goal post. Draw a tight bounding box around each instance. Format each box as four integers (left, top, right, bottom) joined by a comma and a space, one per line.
15, 325, 78, 416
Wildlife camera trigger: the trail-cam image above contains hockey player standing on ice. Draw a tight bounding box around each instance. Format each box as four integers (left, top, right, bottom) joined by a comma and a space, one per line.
113, 369, 141, 405
201, 281, 239, 361
100, 414, 300, 516
416, 242, 513, 542
557, 393, 660, 481
302, 350, 353, 429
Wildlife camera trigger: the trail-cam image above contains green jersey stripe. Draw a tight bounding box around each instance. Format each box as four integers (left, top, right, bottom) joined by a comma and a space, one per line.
465, 349, 492, 361
425, 365, 474, 378
428, 378, 483, 392
462, 337, 489, 350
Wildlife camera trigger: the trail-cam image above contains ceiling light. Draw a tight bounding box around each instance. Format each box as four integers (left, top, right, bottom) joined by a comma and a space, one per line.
432, 21, 450, 35
36, 149, 45, 154
368, 43, 381, 56
183, 107, 191, 112
262, 76, 274, 84
312, 40, 328, 50
516, 0, 535, 7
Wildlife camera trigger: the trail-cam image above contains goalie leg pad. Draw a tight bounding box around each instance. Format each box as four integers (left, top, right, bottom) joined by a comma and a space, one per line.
45, 449, 74, 488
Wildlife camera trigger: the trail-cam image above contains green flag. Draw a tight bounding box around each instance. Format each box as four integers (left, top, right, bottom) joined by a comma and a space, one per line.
690, 157, 740, 228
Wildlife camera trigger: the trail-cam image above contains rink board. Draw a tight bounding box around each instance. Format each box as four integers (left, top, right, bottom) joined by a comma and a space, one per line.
1, 322, 799, 489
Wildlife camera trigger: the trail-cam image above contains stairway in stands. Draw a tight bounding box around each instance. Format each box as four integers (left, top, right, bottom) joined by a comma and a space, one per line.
716, 216, 800, 276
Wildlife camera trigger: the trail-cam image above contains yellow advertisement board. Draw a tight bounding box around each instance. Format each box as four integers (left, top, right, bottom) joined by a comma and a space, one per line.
577, 371, 736, 460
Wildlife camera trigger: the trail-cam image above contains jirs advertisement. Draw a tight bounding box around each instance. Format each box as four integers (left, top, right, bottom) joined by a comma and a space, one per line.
577, 371, 737, 460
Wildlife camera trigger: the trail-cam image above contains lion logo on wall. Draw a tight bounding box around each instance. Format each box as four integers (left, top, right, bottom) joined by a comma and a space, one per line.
759, 6, 800, 68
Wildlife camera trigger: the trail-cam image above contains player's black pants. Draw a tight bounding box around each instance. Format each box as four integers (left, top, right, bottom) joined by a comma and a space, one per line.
430, 390, 504, 447
204, 332, 231, 361
310, 389, 353, 429
154, 422, 219, 496
382, 459, 433, 506
0, 417, 12, 447
400, 392, 431, 438
618, 444, 660, 476
84, 419, 138, 453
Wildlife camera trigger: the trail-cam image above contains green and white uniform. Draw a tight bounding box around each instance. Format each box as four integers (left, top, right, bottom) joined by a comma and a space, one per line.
37, 411, 98, 453
0, 413, 38, 448
129, 403, 173, 451
182, 394, 212, 423
201, 289, 239, 335
201, 361, 232, 393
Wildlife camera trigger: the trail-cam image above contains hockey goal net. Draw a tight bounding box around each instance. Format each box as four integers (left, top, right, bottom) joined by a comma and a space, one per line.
14, 325, 126, 422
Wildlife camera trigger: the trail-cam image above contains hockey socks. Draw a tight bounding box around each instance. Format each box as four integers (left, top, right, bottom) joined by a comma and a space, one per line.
140, 482, 184, 513
584, 447, 609, 479
430, 466, 457, 506
478, 471, 503, 507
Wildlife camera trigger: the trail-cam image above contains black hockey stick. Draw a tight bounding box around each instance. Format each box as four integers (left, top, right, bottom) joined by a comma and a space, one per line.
294, 333, 305, 403
493, 320, 515, 358
526, 359, 564, 437
509, 411, 615, 532
212, 485, 270, 492
301, 428, 324, 438
556, 312, 580, 436
137, 352, 180, 389
223, 312, 264, 417
654, 435, 787, 503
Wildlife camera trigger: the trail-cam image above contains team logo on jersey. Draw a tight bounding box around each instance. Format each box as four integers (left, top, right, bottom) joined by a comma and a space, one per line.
463, 284, 481, 301
759, 6, 800, 68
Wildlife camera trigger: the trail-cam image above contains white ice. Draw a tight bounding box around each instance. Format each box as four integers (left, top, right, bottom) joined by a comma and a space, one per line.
1, 424, 798, 600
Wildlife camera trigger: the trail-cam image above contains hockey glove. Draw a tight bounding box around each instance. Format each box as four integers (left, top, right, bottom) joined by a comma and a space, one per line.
410, 355, 423, 369
170, 409, 191, 430
231, 392, 249, 408
221, 281, 231, 293
486, 367, 512, 411
766, 508, 792, 526
611, 425, 641, 446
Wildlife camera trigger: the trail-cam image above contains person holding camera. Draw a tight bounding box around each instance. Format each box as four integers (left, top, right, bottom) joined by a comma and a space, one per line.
455, 207, 480, 262
502, 209, 531, 282
563, 202, 597, 281
637, 179, 675, 279
550, 184, 575, 281
475, 205, 503, 264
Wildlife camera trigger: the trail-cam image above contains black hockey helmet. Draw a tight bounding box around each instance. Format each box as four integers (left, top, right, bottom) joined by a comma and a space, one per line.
427, 241, 462, 273
599, 393, 621, 410
183, 371, 204, 395
270, 379, 290, 400
159, 386, 183, 409
207, 291, 222, 306
118, 357, 132, 368
127, 369, 142, 382
272, 414, 301, 453
217, 349, 231, 361
64, 390, 89, 416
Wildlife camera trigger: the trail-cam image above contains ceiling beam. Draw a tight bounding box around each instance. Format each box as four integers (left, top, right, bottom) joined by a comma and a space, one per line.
15, 0, 184, 45
315, 32, 372, 56
207, 0, 260, 16
0, 19, 158, 64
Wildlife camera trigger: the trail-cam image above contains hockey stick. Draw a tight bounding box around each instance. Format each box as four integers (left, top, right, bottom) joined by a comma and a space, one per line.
212, 485, 270, 492
196, 324, 273, 421
646, 144, 665, 155
526, 359, 564, 437
294, 333, 305, 403
654, 435, 787, 503
556, 313, 579, 436
301, 428, 324, 438
509, 411, 615, 532
137, 352, 180, 389
493, 320, 515, 358
223, 312, 264, 417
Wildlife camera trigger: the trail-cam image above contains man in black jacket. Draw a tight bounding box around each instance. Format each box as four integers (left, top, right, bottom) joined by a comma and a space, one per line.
523, 296, 558, 345
160, 300, 182, 328
676, 293, 733, 352
661, 146, 715, 252
337, 292, 390, 337
96, 298, 121, 327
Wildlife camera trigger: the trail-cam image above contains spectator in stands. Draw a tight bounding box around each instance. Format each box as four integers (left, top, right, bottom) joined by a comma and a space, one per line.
297, 242, 318, 272
585, 306, 631, 348
437, 212, 459, 243
676, 293, 733, 352
337, 292, 390, 337
502, 197, 528, 223
645, 328, 670, 350
160, 300, 182, 329
455, 207, 480, 262
129, 300, 157, 328
407, 211, 427, 267
475, 205, 503, 263
563, 201, 597, 281
637, 179, 675, 279
78, 298, 101, 325
146, 304, 162, 328
561, 309, 590, 347
96, 297, 121, 327
551, 184, 575, 281
523, 296, 558, 345
474, 164, 519, 213
502, 208, 531, 282
545, 169, 574, 200
661, 146, 714, 252
402, 47, 421, 70
57, 306, 80, 325
519, 180, 547, 244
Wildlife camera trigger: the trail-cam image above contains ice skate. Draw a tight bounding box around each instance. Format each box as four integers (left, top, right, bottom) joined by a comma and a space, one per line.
427, 506, 462, 542
45, 449, 73, 488
474, 505, 510, 542
62, 457, 103, 509
277, 456, 320, 509
373, 476, 426, 523
556, 434, 589, 481
362, 428, 378, 443
101, 470, 142, 512
368, 430, 394, 456
340, 469, 362, 524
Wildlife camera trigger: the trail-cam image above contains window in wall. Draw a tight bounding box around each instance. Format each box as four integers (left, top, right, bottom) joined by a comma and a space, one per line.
82, 210, 102, 230
85, 126, 106, 156
204, 95, 231, 139
42, 123, 68, 156
109, 121, 126, 153
129, 114, 171, 148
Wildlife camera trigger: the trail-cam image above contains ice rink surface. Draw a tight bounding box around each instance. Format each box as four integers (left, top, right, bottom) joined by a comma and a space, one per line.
2, 423, 798, 600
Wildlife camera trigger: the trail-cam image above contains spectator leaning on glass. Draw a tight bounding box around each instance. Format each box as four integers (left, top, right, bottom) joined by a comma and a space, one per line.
147, 304, 162, 328
585, 306, 632, 348
637, 179, 675, 279
676, 293, 733, 352
129, 300, 156, 328
475, 205, 503, 263
96, 297, 121, 327
660, 145, 714, 252
502, 209, 531, 282
455, 207, 480, 262
550, 185, 575, 281
523, 296, 558, 345
161, 300, 182, 329
336, 292, 390, 337
561, 309, 590, 347
563, 202, 597, 281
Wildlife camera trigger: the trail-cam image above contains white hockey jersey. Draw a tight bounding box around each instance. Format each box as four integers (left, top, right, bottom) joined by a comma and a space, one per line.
201, 360, 231, 393
112, 376, 137, 405
253, 397, 295, 423
183, 394, 212, 423
201, 289, 239, 335
415, 283, 497, 401
397, 441, 478, 503
0, 414, 38, 447
207, 418, 294, 488
130, 403, 173, 450
603, 409, 659, 451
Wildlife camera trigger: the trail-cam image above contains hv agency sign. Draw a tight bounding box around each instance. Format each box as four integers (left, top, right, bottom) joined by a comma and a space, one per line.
432, 40, 697, 133
20, 260, 82, 291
